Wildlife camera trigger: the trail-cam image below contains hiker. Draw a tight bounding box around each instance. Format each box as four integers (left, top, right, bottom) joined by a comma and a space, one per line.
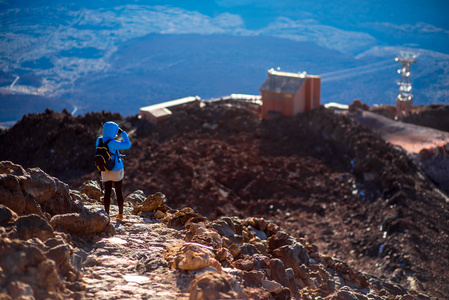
96, 121, 131, 221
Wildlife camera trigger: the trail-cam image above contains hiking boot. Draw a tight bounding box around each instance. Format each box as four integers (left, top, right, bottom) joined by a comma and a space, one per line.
116, 214, 123, 221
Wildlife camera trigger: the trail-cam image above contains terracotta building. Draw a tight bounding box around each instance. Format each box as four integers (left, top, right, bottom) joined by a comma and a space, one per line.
259, 69, 321, 119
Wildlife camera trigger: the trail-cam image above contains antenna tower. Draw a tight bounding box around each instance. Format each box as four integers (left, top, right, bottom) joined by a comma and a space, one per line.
395, 51, 417, 119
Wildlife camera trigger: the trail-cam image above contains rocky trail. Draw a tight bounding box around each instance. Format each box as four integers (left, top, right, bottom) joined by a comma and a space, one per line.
80, 203, 189, 299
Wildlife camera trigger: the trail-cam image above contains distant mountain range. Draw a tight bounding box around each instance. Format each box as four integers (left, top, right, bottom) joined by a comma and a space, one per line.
1, 0, 448, 123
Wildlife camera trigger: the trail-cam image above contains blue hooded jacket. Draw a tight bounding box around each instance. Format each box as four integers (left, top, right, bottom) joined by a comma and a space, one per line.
96, 121, 131, 171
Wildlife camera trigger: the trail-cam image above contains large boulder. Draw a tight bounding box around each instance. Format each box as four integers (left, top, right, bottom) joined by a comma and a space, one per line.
45, 243, 81, 283
79, 180, 103, 202
188, 272, 247, 300
125, 189, 146, 205
0, 205, 54, 242
0, 161, 111, 237
0, 168, 41, 217
14, 214, 55, 242
185, 222, 222, 249
50, 209, 110, 235
0, 238, 64, 297
78, 179, 119, 204
20, 167, 78, 216
0, 205, 84, 299
0, 160, 26, 175
0, 204, 18, 226
0, 161, 83, 217
131, 192, 165, 215
173, 243, 221, 272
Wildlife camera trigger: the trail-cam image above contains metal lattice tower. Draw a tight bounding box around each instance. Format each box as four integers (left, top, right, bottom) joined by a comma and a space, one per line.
395, 51, 417, 119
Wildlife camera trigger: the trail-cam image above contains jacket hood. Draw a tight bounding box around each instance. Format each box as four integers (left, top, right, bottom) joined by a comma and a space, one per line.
102, 121, 119, 140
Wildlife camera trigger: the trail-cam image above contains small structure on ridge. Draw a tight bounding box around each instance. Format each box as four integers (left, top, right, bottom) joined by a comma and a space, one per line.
259, 69, 321, 119
140, 96, 200, 125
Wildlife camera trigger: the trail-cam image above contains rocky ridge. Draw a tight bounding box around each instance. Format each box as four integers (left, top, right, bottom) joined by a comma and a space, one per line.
1, 102, 449, 298
0, 161, 432, 299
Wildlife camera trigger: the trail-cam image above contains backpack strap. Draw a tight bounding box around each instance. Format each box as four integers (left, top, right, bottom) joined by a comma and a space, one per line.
98, 138, 114, 157
100, 138, 112, 146
99, 138, 120, 162
102, 138, 117, 161
99, 138, 112, 148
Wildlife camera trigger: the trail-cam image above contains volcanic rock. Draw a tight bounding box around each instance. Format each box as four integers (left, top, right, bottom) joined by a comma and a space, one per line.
188, 272, 247, 300
173, 243, 221, 271
131, 192, 166, 215
1, 102, 449, 298
79, 180, 103, 202
125, 189, 146, 205
14, 214, 55, 242
0, 161, 82, 218
50, 209, 110, 235
0, 205, 84, 300
0, 169, 434, 299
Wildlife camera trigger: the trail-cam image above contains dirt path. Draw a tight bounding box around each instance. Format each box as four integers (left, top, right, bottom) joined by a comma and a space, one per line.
80, 203, 191, 300
349, 110, 449, 154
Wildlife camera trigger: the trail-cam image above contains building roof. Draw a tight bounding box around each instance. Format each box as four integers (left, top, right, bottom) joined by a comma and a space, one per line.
260, 70, 318, 94
147, 107, 172, 118
140, 96, 199, 113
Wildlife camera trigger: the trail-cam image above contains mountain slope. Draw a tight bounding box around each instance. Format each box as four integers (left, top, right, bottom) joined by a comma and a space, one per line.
1, 103, 449, 297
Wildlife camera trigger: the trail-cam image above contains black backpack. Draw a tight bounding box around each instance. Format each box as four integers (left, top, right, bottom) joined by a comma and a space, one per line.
95, 138, 116, 171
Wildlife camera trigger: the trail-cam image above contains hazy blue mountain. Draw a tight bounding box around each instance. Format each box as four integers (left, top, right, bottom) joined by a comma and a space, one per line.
1, 0, 448, 123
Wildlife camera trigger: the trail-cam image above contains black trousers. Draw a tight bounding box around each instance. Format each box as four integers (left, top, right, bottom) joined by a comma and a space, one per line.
103, 180, 124, 215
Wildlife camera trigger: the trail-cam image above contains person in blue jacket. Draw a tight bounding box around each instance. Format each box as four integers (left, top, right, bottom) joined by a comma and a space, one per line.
96, 121, 131, 221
